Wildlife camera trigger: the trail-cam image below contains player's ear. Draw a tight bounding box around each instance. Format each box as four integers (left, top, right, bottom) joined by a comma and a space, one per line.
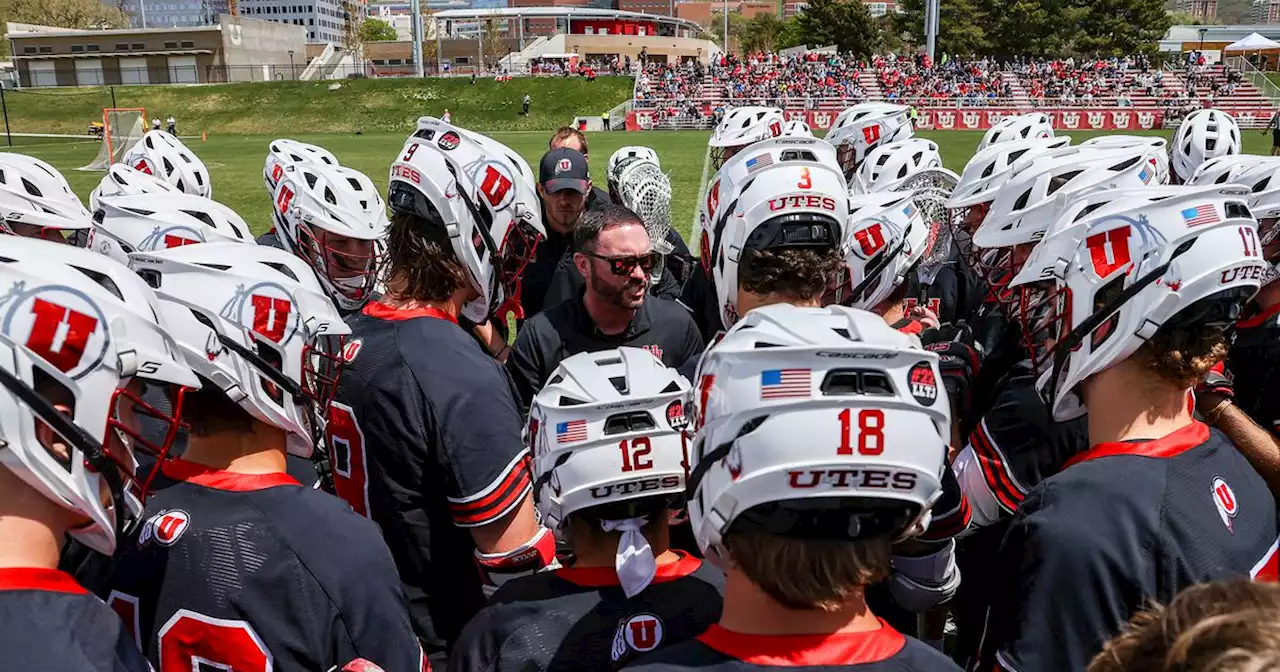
574, 251, 591, 280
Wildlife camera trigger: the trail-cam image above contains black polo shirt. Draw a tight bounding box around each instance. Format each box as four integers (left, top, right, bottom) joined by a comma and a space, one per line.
507, 291, 704, 416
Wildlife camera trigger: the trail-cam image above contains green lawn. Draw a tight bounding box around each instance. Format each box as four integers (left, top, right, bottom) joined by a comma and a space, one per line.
8, 128, 1275, 241
0, 76, 634, 135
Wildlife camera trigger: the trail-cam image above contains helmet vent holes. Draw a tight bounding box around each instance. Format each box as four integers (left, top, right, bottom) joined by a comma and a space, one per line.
112, 172, 127, 186
194, 172, 204, 187
1108, 157, 1140, 172
1255, 178, 1272, 193
21, 178, 42, 198
608, 376, 629, 394
194, 263, 232, 271
660, 380, 681, 394
359, 200, 369, 209
980, 162, 996, 179
1047, 173, 1079, 196
323, 187, 337, 205
1013, 189, 1032, 211
558, 395, 586, 406
346, 177, 363, 191
145, 137, 155, 149
305, 173, 318, 189
1226, 202, 1251, 219
179, 153, 192, 165
1206, 139, 1218, 152
163, 158, 175, 174
123, 207, 155, 216
735, 415, 768, 440
261, 261, 299, 282
820, 369, 895, 397
605, 411, 656, 436
70, 265, 123, 300
181, 210, 216, 229
1074, 203, 1107, 222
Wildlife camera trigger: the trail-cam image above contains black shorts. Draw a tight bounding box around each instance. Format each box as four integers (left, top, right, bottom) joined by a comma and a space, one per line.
1273, 129, 1280, 148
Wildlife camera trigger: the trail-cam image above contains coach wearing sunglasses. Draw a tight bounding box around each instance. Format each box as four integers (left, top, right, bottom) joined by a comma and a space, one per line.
506, 204, 704, 415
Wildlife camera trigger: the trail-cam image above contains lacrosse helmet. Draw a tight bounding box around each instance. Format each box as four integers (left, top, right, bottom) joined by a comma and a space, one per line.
832, 192, 930, 310
1009, 185, 1264, 421
687, 303, 950, 565
947, 136, 1072, 213
529, 348, 690, 594
709, 106, 786, 168
88, 193, 252, 264
0, 237, 198, 554
607, 146, 661, 188
702, 142, 848, 328
89, 164, 178, 214
783, 119, 814, 138
273, 163, 388, 312
978, 113, 1054, 152
1081, 135, 1170, 185
853, 139, 943, 194
263, 138, 339, 195
1187, 154, 1277, 186
0, 153, 92, 243
614, 158, 675, 282
388, 117, 545, 323
123, 130, 212, 198
1230, 161, 1280, 283
129, 243, 349, 458
825, 103, 914, 179
1171, 109, 1242, 184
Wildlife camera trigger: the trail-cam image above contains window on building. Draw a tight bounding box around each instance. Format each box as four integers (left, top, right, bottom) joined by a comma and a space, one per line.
116, 43, 130, 50
132, 42, 145, 49
38, 46, 52, 53
181, 40, 194, 47
164, 41, 178, 48
22, 46, 35, 54
87, 44, 100, 51
71, 45, 85, 52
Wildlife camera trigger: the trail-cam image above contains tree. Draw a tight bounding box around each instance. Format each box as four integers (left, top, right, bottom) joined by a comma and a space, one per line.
360, 17, 398, 42
481, 18, 506, 71
2, 0, 126, 29
739, 13, 786, 53
707, 11, 750, 52
791, 0, 880, 58
1071, 0, 1170, 55
894, 0, 990, 57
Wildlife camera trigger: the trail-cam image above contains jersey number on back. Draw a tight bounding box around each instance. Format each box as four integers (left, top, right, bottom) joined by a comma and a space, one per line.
326, 401, 371, 517
108, 595, 271, 672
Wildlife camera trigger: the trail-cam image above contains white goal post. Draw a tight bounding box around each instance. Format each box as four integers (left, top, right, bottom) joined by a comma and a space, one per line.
80, 107, 147, 171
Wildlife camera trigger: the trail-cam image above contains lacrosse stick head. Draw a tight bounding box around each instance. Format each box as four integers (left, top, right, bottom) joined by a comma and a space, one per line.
898, 168, 959, 285
617, 159, 675, 285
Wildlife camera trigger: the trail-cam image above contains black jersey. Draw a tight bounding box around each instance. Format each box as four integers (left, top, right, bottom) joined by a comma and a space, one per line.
328, 301, 532, 656
450, 552, 725, 671
507, 292, 704, 416
0, 568, 149, 672
906, 255, 986, 326
99, 458, 425, 672
1229, 302, 1280, 433
625, 619, 960, 671
979, 422, 1279, 671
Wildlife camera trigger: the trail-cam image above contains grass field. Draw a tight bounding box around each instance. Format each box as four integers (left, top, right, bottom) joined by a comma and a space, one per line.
0, 77, 634, 135
6, 128, 1276, 242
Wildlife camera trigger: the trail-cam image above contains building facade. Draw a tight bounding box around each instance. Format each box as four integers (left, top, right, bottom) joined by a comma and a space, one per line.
1176, 0, 1218, 20
117, 0, 230, 28
1252, 0, 1280, 23
237, 0, 364, 42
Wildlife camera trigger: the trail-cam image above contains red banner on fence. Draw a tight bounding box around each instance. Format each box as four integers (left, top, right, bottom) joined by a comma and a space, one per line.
625, 107, 1275, 132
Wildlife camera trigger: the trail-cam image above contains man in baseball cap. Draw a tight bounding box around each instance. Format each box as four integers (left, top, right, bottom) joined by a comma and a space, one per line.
525, 147, 595, 317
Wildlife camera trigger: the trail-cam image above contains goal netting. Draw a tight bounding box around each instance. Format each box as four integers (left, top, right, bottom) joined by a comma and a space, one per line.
80, 108, 146, 171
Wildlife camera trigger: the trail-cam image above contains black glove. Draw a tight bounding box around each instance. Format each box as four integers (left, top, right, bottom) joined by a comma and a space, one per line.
1199, 363, 1235, 400
921, 336, 981, 419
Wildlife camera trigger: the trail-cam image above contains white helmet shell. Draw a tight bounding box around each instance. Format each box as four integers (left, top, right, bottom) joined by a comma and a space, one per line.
0, 237, 197, 554
0, 153, 92, 237
89, 192, 252, 264
528, 347, 691, 532
688, 303, 950, 565
853, 139, 943, 194
710, 106, 786, 149
607, 145, 661, 187
1171, 109, 1242, 184
978, 113, 1055, 152
388, 117, 545, 323
783, 119, 814, 138
947, 136, 1072, 210
89, 164, 178, 214
263, 138, 339, 195
123, 130, 212, 198
836, 191, 931, 309
128, 243, 351, 457
825, 103, 914, 177
1187, 154, 1277, 186
1081, 135, 1170, 184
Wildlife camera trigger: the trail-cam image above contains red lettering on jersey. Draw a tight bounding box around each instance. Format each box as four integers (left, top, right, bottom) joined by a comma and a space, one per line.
326, 402, 370, 517
250, 295, 292, 343
1086, 227, 1132, 278
26, 298, 98, 373
158, 611, 270, 672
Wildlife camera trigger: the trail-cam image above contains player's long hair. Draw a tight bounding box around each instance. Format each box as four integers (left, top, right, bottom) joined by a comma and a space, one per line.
1136, 322, 1230, 389
739, 247, 843, 304
724, 531, 891, 611
1088, 580, 1280, 672
386, 212, 469, 303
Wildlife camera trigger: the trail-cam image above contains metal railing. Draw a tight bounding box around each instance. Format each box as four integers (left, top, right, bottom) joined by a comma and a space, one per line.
1227, 56, 1280, 108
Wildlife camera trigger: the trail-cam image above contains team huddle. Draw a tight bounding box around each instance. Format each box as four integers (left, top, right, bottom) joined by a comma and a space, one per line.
0, 100, 1277, 672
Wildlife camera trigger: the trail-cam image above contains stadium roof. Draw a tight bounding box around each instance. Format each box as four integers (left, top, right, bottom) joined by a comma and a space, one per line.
430, 7, 705, 34
1162, 24, 1280, 51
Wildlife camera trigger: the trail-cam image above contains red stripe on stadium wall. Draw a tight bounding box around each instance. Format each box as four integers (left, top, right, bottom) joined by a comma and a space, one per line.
968, 422, 1024, 514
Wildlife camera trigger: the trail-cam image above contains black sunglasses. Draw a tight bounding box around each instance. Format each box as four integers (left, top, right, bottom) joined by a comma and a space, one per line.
580, 250, 661, 276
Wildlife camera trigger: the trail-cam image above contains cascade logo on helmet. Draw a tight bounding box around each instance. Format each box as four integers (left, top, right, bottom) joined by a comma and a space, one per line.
2, 285, 111, 380
437, 131, 461, 151
767, 195, 838, 212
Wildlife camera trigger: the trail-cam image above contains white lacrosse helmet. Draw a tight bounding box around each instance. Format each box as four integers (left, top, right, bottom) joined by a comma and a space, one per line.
0, 237, 198, 554
783, 119, 814, 138
833, 192, 931, 310
89, 192, 253, 264
947, 136, 1073, 212
688, 303, 950, 565
0, 153, 92, 241
607, 146, 661, 187
853, 139, 943, 194
388, 117, 545, 323
825, 103, 914, 178
1081, 135, 1171, 185
123, 130, 212, 198
528, 347, 691, 532
709, 106, 786, 168
1187, 154, 1277, 186
1229, 161, 1280, 281
975, 145, 1161, 251
273, 163, 389, 312
703, 143, 848, 328
129, 243, 350, 458
89, 164, 178, 214
1171, 109, 1242, 184
978, 113, 1055, 152
263, 138, 339, 195
1009, 185, 1264, 421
